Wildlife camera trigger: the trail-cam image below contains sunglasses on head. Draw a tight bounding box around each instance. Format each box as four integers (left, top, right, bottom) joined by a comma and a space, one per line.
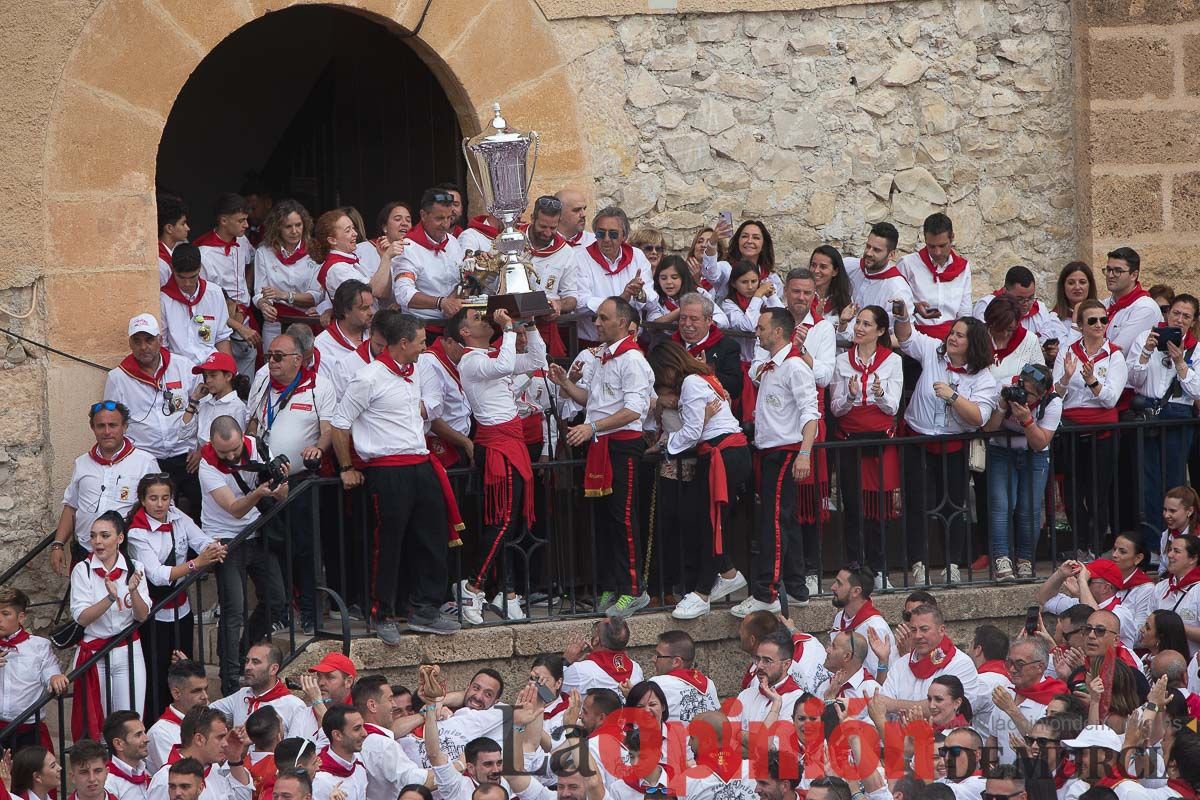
535, 195, 562, 212
91, 400, 120, 414
595, 229, 623, 240
1084, 315, 1109, 326
430, 192, 455, 204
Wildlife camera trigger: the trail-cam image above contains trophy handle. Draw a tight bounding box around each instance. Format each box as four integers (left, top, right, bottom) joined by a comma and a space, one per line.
526, 131, 540, 199
461, 136, 486, 199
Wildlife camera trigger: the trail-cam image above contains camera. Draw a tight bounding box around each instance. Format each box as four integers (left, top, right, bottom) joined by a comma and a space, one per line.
1157, 326, 1183, 352
1000, 385, 1028, 405
241, 453, 290, 489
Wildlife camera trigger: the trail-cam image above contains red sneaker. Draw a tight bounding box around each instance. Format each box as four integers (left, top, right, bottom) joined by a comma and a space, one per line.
970, 555, 989, 572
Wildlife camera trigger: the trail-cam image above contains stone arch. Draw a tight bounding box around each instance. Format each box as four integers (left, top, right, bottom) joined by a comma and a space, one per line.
40, 0, 589, 481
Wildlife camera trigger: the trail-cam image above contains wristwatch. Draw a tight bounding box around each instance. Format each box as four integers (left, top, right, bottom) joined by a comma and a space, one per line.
949, 391, 960, 403
338, 464, 354, 473
1087, 380, 1100, 389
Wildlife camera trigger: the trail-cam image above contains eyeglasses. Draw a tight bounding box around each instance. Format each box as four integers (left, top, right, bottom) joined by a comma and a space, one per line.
91, 400, 120, 414
1024, 736, 1058, 747
1102, 267, 1130, 276
1084, 316, 1109, 326
937, 746, 973, 758
1062, 627, 1083, 639
652, 651, 674, 660
1084, 624, 1113, 637
753, 655, 783, 666
1006, 658, 1044, 670
265, 351, 301, 362
982, 792, 1026, 800
640, 244, 665, 253
535, 195, 562, 212
595, 229, 623, 240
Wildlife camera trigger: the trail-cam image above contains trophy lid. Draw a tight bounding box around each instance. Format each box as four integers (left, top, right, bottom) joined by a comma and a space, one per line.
466, 103, 527, 146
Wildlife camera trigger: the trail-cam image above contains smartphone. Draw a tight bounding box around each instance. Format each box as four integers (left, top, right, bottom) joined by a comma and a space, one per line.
891, 299, 905, 317
1157, 326, 1183, 352
535, 681, 557, 705
1024, 605, 1040, 636
718, 210, 733, 229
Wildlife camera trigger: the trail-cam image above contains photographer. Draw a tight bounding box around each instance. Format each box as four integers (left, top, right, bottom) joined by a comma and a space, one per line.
199, 414, 289, 695
982, 364, 1062, 580
1128, 294, 1200, 559
247, 332, 334, 634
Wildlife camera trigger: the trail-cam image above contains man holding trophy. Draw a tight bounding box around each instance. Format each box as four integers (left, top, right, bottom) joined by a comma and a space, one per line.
393, 188, 467, 339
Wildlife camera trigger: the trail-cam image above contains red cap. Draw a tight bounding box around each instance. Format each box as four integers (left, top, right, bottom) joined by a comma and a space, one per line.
191, 351, 238, 375
308, 653, 357, 677
1086, 558, 1124, 589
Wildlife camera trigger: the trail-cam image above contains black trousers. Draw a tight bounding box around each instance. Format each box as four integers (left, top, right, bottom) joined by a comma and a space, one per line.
1057, 432, 1116, 554
269, 474, 317, 622
902, 445, 969, 566
590, 437, 645, 596
687, 442, 749, 594
837, 437, 890, 573
472, 444, 527, 594
159, 452, 202, 523
365, 462, 448, 619
142, 612, 193, 725
752, 450, 811, 603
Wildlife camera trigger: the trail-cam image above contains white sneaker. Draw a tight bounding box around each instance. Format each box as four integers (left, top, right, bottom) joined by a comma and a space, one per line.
490, 593, 527, 621
451, 580, 485, 625
910, 562, 927, 585
805, 574, 820, 597
874, 572, 894, 591
731, 596, 780, 618
709, 571, 747, 602
994, 556, 1014, 580
672, 592, 712, 620
943, 564, 962, 584
1016, 559, 1034, 579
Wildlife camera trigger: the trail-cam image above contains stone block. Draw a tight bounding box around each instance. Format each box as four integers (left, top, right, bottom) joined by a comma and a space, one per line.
662, 131, 713, 173
1171, 172, 1200, 233
46, 85, 161, 193
628, 67, 668, 109
883, 51, 928, 86
691, 97, 736, 135
1091, 111, 1200, 164
895, 167, 947, 204
1184, 35, 1200, 96
773, 109, 822, 149
1088, 36, 1173, 101
979, 184, 1021, 224
0, 364, 45, 448
806, 191, 837, 226
1099, 244, 1200, 291
45, 270, 159, 357
619, 172, 662, 218
46, 196, 155, 273
156, 0, 254, 51
1089, 173, 1163, 237
1086, 0, 1200, 26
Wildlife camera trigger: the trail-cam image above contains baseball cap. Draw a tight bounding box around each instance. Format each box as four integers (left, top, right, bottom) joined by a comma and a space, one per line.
1086, 558, 1123, 589
1062, 724, 1122, 751
192, 351, 238, 375
308, 653, 357, 678
128, 314, 160, 338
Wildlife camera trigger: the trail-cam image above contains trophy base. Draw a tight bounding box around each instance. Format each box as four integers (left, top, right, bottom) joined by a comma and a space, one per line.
487, 290, 553, 320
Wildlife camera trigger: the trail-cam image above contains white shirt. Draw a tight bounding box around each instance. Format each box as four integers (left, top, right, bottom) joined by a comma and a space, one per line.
126, 506, 213, 622
332, 359, 428, 460
899, 331, 999, 435
845, 258, 915, 324
1064, 776, 1154, 800
106, 757, 151, 800
1052, 340, 1127, 413
563, 655, 645, 695
666, 373, 741, 455
880, 648, 981, 705
62, 443, 161, 550
830, 606, 898, 674
198, 436, 266, 540
721, 296, 772, 361
1128, 328, 1200, 406
699, 254, 785, 304
253, 245, 323, 309
1118, 581, 1159, 643
644, 288, 729, 328
789, 633, 833, 693
194, 391, 247, 447
581, 337, 653, 434
315, 322, 366, 389
408, 706, 506, 767
896, 249, 973, 326
327, 341, 376, 399
210, 683, 319, 739
990, 688, 1047, 765
361, 723, 426, 800
813, 667, 882, 720
321, 252, 374, 302
197, 234, 253, 307
1106, 291, 1163, 355
431, 764, 513, 800
70, 552, 151, 640
830, 348, 903, 423
148, 760, 251, 800
459, 330, 547, 425
145, 706, 184, 773
729, 676, 804, 723
989, 328, 1045, 388
160, 282, 232, 366
993, 395, 1063, 452
417, 351, 472, 438
158, 245, 174, 287
246, 369, 335, 470
393, 229, 466, 323
750, 314, 836, 390
649, 671, 721, 723
972, 293, 1068, 344
567, 230, 597, 250
575, 244, 658, 342
0, 632, 60, 723
456, 224, 495, 254
528, 237, 583, 303
1156, 578, 1200, 656
751, 345, 820, 450
104, 352, 201, 458
313, 749, 368, 800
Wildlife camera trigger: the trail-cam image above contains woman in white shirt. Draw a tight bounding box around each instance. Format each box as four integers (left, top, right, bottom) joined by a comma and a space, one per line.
253, 199, 323, 345
8, 746, 61, 800
648, 342, 750, 621
1156, 534, 1200, 655
126, 474, 226, 723
986, 294, 1046, 386
1158, 487, 1200, 574
69, 510, 151, 740
982, 363, 1061, 581
894, 301, 999, 585
1052, 299, 1128, 557
1048, 261, 1098, 354
830, 305, 902, 584
311, 209, 392, 306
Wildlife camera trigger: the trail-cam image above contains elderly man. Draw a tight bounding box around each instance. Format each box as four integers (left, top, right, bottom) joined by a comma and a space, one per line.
104, 313, 201, 516
393, 188, 467, 339
50, 401, 161, 575
988, 637, 1066, 763
574, 207, 657, 346
555, 188, 595, 249
671, 292, 743, 402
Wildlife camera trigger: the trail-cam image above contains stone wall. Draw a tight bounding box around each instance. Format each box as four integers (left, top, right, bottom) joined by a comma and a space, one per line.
553, 0, 1078, 291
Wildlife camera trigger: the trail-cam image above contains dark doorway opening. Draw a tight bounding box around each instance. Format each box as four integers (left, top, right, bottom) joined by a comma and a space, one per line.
156, 5, 466, 233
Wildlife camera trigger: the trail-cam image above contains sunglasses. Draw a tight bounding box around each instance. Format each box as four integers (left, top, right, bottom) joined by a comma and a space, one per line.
1024, 736, 1058, 747
265, 351, 301, 362
535, 195, 562, 212
643, 788, 672, 797
938, 746, 973, 758
1084, 624, 1113, 637
1084, 316, 1109, 326
1062, 627, 1083, 639
982, 793, 1026, 800
641, 244, 665, 253
143, 473, 171, 481
91, 400, 121, 414
595, 229, 623, 240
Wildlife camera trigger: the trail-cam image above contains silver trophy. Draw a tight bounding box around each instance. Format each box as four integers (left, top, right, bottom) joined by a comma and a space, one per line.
461, 103, 551, 318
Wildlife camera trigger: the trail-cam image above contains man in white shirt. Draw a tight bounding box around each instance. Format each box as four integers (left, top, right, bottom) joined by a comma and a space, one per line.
573, 207, 656, 345
157, 193, 189, 287
733, 308, 820, 616
199, 418, 289, 693
146, 659, 210, 773
877, 604, 981, 712
829, 566, 896, 674
104, 314, 200, 519
1061, 724, 1155, 800
0, 588, 68, 750
548, 297, 653, 617
332, 312, 462, 640
844, 222, 914, 324
815, 631, 880, 718
648, 630, 720, 723
211, 641, 317, 739
69, 739, 116, 800
148, 707, 253, 800
160, 243, 234, 367
393, 188, 467, 336
989, 637, 1065, 764
104, 710, 152, 800
972, 265, 1066, 344
1103, 246, 1162, 356
418, 330, 474, 468
895, 212, 973, 339
935, 727, 986, 800
350, 676, 428, 800
313, 705, 368, 800
194, 192, 260, 375
562, 618, 645, 695
729, 628, 806, 724
526, 196, 581, 318
50, 400, 161, 575
315, 280, 374, 385
555, 188, 595, 249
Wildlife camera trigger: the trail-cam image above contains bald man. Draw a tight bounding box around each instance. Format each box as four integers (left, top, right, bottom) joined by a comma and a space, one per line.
815, 632, 879, 718
555, 189, 595, 249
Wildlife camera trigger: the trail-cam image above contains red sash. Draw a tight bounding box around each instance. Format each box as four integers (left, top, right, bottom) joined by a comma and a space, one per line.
0, 629, 30, 649
276, 242, 309, 266
466, 215, 500, 240
158, 242, 173, 268
908, 636, 957, 680
585, 242, 634, 275
119, 349, 171, 390
367, 453, 465, 546
977, 660, 1009, 677
107, 761, 150, 787
316, 251, 359, 291
89, 438, 136, 467
323, 321, 360, 354
194, 230, 238, 256
475, 418, 536, 527
160, 275, 208, 315
528, 231, 569, 258
588, 649, 634, 682
584, 431, 642, 497
316, 747, 361, 778
72, 632, 141, 740
697, 430, 748, 554
1014, 677, 1067, 706
672, 325, 724, 358
917, 247, 968, 282
1167, 566, 1200, 595
666, 668, 710, 693
246, 680, 292, 713
408, 223, 450, 254
1115, 566, 1153, 590
1106, 283, 1151, 332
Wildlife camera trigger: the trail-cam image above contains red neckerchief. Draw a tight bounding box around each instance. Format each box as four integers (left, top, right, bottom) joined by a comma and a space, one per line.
408, 223, 449, 254
544, 693, 571, 720
864, 264, 904, 280
1070, 339, 1116, 367
193, 230, 238, 256
992, 289, 1041, 319
977, 659, 1009, 677
277, 241, 309, 266
945, 360, 969, 374
916, 247, 968, 282
158, 242, 173, 268
695, 749, 740, 783
759, 675, 801, 698
1096, 765, 1132, 789
1168, 779, 1198, 800
1099, 595, 1121, 612
1116, 565, 1153, 590
0, 628, 30, 649
158, 705, 183, 726
796, 307, 824, 331
377, 348, 415, 383
933, 714, 969, 734
585, 242, 634, 275
1014, 676, 1067, 706
756, 345, 803, 378
427, 338, 463, 391
587, 648, 634, 682
269, 366, 317, 394
316, 747, 361, 778
353, 338, 375, 366
672, 324, 724, 357
118, 348, 171, 390
129, 507, 170, 535
316, 251, 359, 289
662, 295, 679, 311
566, 230, 585, 246
324, 320, 360, 352
91, 555, 124, 581
363, 723, 391, 739
527, 229, 569, 257
993, 325, 1029, 365
107, 761, 150, 787
848, 347, 892, 406
1168, 565, 1200, 595
89, 437, 135, 466
246, 680, 292, 714
1107, 282, 1152, 318
160, 275, 208, 314
1159, 321, 1200, 350
667, 668, 710, 693
1115, 642, 1139, 669
837, 668, 874, 696
466, 215, 500, 239
1054, 759, 1076, 790
601, 337, 641, 365
840, 600, 884, 632
200, 437, 253, 474
731, 292, 753, 311
908, 636, 957, 680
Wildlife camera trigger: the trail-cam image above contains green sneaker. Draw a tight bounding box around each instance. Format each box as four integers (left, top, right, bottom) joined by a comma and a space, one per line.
596, 591, 617, 612
606, 592, 650, 619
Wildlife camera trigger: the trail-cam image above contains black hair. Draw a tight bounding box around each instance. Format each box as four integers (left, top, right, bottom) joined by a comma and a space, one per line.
68, 739, 108, 769
103, 710, 142, 756
725, 259, 764, 303
972, 625, 1010, 662
214, 192, 249, 219
654, 254, 698, 301
930, 675, 973, 722
321, 703, 359, 742
171, 242, 202, 275
471, 668, 505, 700
376, 200, 415, 235
157, 193, 188, 235
809, 776, 853, 800
126, 472, 177, 532
761, 307, 794, 336
1004, 265, 1036, 288
530, 653, 565, 683
857, 305, 893, 350
841, 565, 875, 599
168, 757, 206, 782
463, 736, 502, 764
275, 737, 316, 769
1149, 609, 1191, 663
246, 706, 282, 751
811, 244, 852, 316
352, 674, 392, 712
398, 785, 434, 800
656, 630, 696, 665
937, 316, 993, 374
584, 687, 623, 717
923, 212, 954, 238
420, 188, 457, 213
1065, 603, 1095, 628
728, 220, 775, 273
761, 627, 795, 661
868, 222, 899, 253
90, 400, 131, 424
181, 707, 228, 747
333, 279, 372, 321
1107, 246, 1141, 273
445, 307, 470, 346
906, 590, 937, 606
166, 659, 207, 692
604, 296, 638, 328
379, 312, 424, 346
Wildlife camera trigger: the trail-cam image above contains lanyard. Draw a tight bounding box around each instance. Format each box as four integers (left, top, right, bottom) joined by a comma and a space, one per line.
265, 371, 303, 431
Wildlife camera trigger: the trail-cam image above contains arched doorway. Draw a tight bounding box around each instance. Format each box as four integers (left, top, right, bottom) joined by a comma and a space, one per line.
156, 5, 467, 231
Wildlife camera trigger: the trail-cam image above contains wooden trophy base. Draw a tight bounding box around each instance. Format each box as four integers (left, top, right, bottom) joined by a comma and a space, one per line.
487, 290, 553, 320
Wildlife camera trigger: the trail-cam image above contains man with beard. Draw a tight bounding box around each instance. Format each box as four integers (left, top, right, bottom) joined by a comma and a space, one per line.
829, 566, 896, 674
147, 660, 210, 772
815, 631, 879, 718
555, 189, 595, 250
524, 195, 582, 359
211, 641, 317, 739
753, 752, 803, 800
393, 188, 467, 338
672, 293, 743, 404
972, 266, 1065, 344
843, 222, 913, 320
647, 630, 720, 723
315, 280, 374, 387
407, 669, 507, 768
730, 627, 806, 724
312, 705, 368, 800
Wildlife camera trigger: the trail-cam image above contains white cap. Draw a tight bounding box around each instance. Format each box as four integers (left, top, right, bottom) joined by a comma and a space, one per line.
1062, 724, 1122, 751
127, 314, 160, 338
